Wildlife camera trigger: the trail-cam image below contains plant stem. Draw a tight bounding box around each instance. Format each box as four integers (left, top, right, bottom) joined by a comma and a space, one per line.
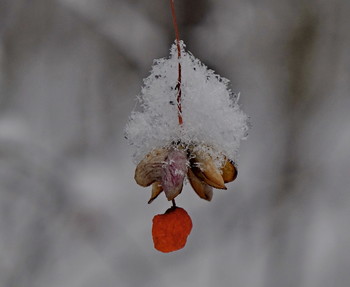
170, 0, 183, 125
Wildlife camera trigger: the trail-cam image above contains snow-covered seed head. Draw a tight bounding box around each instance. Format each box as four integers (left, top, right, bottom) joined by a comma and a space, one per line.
128, 41, 248, 203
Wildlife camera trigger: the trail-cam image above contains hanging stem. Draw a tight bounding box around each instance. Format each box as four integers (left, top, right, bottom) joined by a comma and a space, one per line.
170, 0, 183, 125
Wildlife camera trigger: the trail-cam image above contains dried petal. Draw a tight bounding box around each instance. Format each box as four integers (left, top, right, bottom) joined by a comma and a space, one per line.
221, 159, 238, 183
148, 182, 163, 204
187, 169, 213, 201
152, 207, 192, 253
134, 148, 169, 187
191, 151, 226, 189
161, 149, 188, 201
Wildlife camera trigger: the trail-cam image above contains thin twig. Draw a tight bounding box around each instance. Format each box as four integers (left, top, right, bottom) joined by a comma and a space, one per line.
170, 0, 183, 125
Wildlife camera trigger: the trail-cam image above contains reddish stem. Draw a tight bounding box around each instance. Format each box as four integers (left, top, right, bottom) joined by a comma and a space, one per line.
170, 0, 183, 125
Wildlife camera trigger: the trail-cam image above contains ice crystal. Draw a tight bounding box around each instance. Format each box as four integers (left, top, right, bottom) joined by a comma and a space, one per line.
125, 41, 248, 167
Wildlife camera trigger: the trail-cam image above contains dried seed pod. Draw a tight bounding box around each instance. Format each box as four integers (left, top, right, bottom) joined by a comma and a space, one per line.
148, 182, 163, 204
221, 159, 238, 183
191, 151, 226, 189
164, 183, 184, 201
187, 169, 213, 201
191, 166, 226, 189
134, 148, 169, 187
161, 149, 188, 201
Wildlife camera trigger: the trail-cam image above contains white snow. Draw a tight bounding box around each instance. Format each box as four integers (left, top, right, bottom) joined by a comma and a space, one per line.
125, 41, 248, 166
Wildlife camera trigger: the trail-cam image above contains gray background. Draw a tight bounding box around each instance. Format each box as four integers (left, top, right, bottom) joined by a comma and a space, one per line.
1, 0, 350, 286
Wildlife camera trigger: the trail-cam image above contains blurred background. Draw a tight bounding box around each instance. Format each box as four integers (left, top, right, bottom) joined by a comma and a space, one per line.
1, 0, 350, 286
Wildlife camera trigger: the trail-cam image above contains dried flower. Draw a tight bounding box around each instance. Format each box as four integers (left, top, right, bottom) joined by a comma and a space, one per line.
135, 144, 237, 203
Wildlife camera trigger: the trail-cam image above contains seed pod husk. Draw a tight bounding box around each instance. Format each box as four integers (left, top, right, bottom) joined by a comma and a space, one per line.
187, 169, 213, 201
161, 149, 188, 201
148, 182, 163, 204
135, 148, 169, 187
221, 159, 238, 183
191, 151, 226, 189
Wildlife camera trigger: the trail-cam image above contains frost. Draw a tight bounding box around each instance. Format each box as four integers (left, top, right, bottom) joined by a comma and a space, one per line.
125, 41, 248, 166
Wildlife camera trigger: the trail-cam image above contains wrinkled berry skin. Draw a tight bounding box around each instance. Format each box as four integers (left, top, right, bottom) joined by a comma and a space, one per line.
152, 207, 192, 253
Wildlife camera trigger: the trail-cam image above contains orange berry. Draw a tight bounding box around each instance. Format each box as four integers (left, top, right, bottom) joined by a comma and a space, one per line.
152, 207, 192, 253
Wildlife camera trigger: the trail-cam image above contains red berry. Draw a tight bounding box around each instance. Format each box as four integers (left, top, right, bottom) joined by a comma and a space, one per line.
152, 207, 192, 253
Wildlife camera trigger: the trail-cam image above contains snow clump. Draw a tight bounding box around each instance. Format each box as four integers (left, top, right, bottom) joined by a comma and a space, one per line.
125, 41, 248, 166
